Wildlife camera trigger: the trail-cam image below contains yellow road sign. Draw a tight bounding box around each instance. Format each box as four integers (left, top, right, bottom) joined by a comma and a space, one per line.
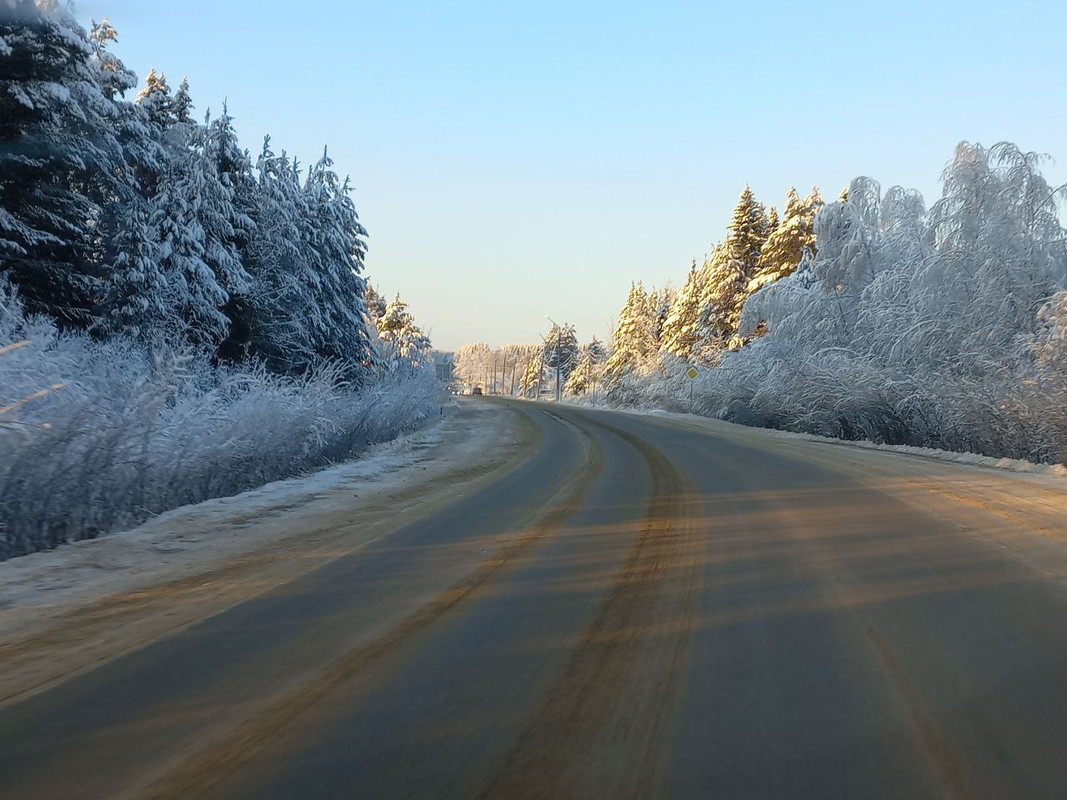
686, 367, 698, 380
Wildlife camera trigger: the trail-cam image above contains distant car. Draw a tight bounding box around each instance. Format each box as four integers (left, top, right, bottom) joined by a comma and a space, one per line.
471, 387, 483, 396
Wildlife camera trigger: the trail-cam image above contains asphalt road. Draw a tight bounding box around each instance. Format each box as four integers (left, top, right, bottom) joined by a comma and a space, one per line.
2, 400, 1067, 799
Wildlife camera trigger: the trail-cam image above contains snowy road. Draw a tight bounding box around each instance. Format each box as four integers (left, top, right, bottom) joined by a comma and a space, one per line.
2, 400, 1067, 799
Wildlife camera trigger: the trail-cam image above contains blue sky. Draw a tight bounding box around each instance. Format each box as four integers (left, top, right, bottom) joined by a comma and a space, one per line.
84, 0, 1067, 351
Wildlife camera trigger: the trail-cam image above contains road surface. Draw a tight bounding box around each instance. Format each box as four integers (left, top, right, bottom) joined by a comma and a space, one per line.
2, 400, 1067, 799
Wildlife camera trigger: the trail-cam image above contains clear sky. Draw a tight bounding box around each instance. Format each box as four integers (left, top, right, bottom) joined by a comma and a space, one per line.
81, 0, 1067, 351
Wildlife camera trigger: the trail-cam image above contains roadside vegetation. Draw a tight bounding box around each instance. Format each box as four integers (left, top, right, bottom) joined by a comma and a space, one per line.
458, 143, 1067, 465
0, 2, 438, 558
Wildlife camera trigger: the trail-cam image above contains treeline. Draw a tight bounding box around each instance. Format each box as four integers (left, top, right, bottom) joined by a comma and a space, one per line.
0, 3, 437, 558
455, 328, 607, 398
0, 1, 427, 376
602, 142, 1067, 463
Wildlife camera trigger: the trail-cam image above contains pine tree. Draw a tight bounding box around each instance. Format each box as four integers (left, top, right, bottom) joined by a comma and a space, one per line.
231, 140, 316, 370
0, 0, 127, 327
605, 282, 657, 378
88, 18, 136, 101
302, 148, 374, 373
661, 260, 705, 360
695, 187, 770, 345
647, 286, 674, 348
377, 293, 431, 366
565, 336, 608, 395
136, 68, 174, 127
102, 197, 167, 340
543, 322, 579, 382
150, 156, 230, 347
364, 282, 387, 323
750, 187, 823, 293
172, 77, 193, 124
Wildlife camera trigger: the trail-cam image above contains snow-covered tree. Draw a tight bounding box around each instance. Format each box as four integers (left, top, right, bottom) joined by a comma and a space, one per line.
687, 187, 772, 350
543, 321, 579, 381
172, 77, 193, 124
364, 282, 388, 323
661, 261, 705, 360
565, 336, 607, 396
102, 196, 167, 340
377, 293, 431, 367
0, 0, 127, 326
751, 187, 823, 293
606, 282, 657, 378
88, 18, 135, 101
301, 148, 374, 373
135, 68, 175, 127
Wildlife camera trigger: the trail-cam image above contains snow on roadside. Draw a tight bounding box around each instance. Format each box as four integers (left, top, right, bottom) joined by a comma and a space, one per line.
638, 408, 1067, 479
0, 402, 508, 626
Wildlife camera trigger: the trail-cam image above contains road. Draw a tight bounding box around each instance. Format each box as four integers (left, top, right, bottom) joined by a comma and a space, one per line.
2, 400, 1067, 799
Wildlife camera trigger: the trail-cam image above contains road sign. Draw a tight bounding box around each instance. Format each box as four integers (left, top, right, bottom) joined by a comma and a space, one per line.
686, 367, 698, 380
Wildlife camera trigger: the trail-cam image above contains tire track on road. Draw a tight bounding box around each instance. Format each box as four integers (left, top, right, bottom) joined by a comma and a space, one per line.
134, 409, 605, 800
479, 415, 701, 800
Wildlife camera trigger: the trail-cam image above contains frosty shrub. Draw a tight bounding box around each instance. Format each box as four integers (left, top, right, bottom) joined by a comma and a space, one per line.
0, 284, 439, 560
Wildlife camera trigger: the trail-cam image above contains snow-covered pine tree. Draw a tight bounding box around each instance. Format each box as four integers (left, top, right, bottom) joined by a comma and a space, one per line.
202, 106, 258, 362
377, 293, 431, 367
695, 187, 770, 346
88, 18, 136, 101
605, 282, 657, 378
135, 68, 175, 128
647, 286, 675, 349
150, 162, 229, 347
302, 148, 374, 374
750, 187, 823, 293
226, 139, 315, 370
364, 282, 387, 323
172, 77, 193, 124
543, 322, 579, 383
520, 348, 545, 397
661, 260, 705, 360
0, 0, 127, 327
102, 196, 167, 340
564, 336, 608, 395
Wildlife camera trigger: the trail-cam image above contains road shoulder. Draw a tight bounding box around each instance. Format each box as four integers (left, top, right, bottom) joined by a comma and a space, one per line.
0, 400, 535, 705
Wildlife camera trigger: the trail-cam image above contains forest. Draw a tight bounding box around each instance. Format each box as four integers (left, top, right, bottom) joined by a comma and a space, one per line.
458, 143, 1067, 465
0, 2, 438, 558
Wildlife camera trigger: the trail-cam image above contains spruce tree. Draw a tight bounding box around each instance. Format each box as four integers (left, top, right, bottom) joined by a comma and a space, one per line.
606, 282, 656, 378
102, 196, 167, 340
88, 18, 136, 101
0, 0, 127, 327
661, 260, 705, 360
751, 187, 823, 293
377, 293, 431, 366
302, 148, 373, 374
695, 187, 770, 346
135, 68, 174, 127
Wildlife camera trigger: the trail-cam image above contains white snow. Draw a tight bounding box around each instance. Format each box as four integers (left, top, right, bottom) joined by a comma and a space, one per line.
640, 408, 1067, 478
0, 401, 510, 641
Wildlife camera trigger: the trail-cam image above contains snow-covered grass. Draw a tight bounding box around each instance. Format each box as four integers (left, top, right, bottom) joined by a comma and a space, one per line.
0, 288, 441, 560
637, 408, 1067, 478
